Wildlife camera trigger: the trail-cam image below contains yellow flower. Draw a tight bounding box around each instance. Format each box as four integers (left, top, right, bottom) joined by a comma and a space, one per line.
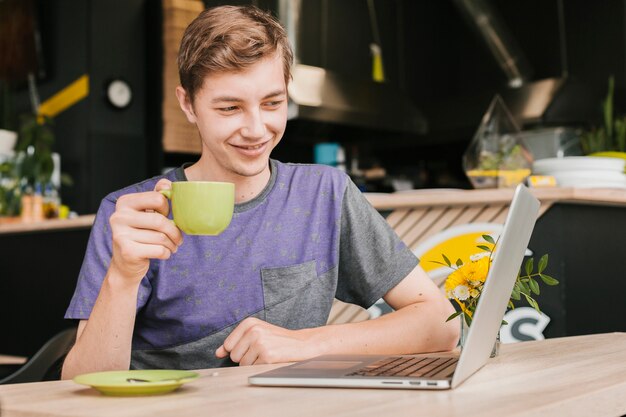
445, 268, 468, 298
445, 255, 491, 298
464, 256, 491, 286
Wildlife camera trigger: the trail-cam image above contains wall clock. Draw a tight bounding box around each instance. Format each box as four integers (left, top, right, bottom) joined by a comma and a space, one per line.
105, 79, 133, 109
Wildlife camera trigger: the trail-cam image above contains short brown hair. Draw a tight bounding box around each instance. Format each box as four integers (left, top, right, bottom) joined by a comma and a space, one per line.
178, 5, 293, 102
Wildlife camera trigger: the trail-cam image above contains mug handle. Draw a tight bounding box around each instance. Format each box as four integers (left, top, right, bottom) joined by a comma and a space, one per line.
159, 189, 172, 199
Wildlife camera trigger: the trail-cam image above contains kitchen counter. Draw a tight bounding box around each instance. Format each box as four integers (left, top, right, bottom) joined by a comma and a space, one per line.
0, 215, 96, 235
364, 187, 626, 210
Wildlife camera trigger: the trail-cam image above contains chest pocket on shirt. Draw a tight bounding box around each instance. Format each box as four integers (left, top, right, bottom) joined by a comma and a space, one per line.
260, 260, 333, 329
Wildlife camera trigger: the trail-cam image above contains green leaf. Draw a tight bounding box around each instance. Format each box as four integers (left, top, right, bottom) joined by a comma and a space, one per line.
524, 294, 541, 313
465, 314, 473, 327
511, 282, 520, 301
510, 287, 521, 301
539, 274, 559, 285
603, 76, 615, 140
482, 234, 495, 244
430, 261, 450, 267
529, 298, 541, 313
518, 280, 530, 294
477, 245, 491, 252
524, 258, 534, 276
446, 311, 463, 322
538, 254, 548, 273
455, 258, 463, 267
507, 301, 515, 310
442, 254, 451, 267
529, 278, 540, 295
501, 319, 508, 326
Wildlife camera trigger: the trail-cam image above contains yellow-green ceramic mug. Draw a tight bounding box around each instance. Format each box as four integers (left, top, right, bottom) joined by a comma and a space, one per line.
160, 181, 235, 235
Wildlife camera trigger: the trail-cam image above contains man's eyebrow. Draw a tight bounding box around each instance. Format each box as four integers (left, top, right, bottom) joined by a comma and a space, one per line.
263, 90, 287, 99
211, 96, 243, 104
210, 90, 286, 104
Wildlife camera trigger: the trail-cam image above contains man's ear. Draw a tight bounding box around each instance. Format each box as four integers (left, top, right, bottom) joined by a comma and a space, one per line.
176, 86, 197, 124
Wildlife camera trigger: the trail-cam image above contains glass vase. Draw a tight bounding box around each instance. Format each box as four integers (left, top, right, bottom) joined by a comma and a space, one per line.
459, 319, 500, 358
462, 95, 533, 189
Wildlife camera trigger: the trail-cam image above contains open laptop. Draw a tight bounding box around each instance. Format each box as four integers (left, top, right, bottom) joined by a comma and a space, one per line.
249, 184, 540, 390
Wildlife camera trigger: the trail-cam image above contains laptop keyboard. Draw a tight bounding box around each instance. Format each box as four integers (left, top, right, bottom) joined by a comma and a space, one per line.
347, 356, 458, 378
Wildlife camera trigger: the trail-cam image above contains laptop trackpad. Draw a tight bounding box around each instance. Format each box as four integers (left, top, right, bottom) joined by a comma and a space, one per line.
292, 361, 362, 370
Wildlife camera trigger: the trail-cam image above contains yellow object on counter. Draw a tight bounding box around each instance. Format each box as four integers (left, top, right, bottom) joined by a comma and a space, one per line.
58, 205, 70, 219
466, 169, 531, 188
528, 175, 557, 188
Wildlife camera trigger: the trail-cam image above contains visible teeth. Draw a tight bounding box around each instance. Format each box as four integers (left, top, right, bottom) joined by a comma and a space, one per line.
242, 144, 263, 150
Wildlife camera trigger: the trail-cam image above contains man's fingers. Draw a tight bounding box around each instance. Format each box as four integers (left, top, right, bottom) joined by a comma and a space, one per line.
118, 240, 176, 262
130, 229, 180, 255
112, 210, 183, 247
215, 320, 302, 365
217, 318, 268, 363
154, 178, 172, 193
226, 332, 255, 364
215, 345, 228, 359
239, 348, 260, 366
221, 317, 259, 354
116, 191, 170, 217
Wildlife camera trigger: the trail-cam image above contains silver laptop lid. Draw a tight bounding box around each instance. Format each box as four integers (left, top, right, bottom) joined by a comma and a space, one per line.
451, 184, 540, 388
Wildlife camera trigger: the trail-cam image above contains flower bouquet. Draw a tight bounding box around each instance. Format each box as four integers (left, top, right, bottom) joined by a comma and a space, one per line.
436, 234, 559, 336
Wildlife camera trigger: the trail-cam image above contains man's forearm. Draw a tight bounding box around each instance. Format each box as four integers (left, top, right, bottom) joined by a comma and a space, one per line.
61, 272, 140, 380
306, 300, 459, 356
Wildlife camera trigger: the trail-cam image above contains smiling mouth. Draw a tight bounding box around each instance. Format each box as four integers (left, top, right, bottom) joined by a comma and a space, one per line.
232, 141, 269, 151
236, 143, 265, 150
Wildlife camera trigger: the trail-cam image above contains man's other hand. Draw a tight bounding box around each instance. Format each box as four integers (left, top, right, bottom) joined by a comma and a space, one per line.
215, 317, 320, 366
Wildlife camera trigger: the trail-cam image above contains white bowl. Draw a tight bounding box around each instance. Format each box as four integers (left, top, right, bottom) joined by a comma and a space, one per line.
533, 156, 625, 174
552, 171, 626, 188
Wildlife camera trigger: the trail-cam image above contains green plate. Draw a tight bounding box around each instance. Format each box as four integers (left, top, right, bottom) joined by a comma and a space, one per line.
73, 370, 199, 396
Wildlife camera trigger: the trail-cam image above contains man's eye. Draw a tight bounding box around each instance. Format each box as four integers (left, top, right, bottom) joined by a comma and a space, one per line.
263, 101, 283, 108
218, 106, 238, 112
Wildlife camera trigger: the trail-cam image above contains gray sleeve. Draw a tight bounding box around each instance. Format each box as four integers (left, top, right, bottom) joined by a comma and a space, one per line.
335, 181, 419, 308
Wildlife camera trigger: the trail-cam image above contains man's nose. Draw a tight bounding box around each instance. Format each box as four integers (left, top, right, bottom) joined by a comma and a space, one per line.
241, 109, 266, 139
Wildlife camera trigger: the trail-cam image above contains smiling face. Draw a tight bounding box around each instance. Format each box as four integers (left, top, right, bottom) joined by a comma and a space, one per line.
176, 52, 288, 183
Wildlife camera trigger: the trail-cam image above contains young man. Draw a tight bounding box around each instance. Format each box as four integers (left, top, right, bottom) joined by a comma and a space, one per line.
61, 5, 458, 379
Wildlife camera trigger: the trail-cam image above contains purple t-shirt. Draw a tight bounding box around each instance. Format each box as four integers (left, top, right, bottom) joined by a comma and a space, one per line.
65, 160, 418, 369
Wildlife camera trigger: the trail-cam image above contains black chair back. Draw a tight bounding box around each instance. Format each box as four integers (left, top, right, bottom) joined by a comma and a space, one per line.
0, 327, 77, 384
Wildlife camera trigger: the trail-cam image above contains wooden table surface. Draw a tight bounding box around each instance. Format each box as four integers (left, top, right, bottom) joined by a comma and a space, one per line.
0, 333, 624, 417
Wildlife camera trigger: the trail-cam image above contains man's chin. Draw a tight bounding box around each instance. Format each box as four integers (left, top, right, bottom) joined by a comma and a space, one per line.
231, 159, 270, 178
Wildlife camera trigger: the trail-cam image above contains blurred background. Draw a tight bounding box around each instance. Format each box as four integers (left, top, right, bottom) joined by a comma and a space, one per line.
2, 0, 624, 214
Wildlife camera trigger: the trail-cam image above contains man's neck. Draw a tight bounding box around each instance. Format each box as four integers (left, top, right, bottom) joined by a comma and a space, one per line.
183, 158, 272, 204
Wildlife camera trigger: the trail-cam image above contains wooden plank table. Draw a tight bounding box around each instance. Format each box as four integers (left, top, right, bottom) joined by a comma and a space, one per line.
0, 333, 624, 417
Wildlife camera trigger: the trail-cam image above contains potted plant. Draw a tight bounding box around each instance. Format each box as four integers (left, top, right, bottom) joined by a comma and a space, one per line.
580, 76, 626, 162
14, 113, 55, 189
